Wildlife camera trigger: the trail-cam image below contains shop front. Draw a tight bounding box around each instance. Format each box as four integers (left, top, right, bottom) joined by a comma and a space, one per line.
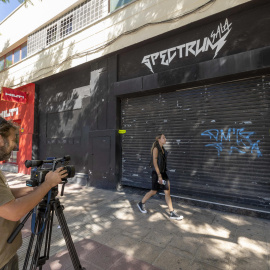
30, 1, 270, 203
115, 1, 270, 210
0, 83, 35, 174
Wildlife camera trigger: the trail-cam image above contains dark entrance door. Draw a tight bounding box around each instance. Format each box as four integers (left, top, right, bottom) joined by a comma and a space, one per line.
89, 131, 115, 188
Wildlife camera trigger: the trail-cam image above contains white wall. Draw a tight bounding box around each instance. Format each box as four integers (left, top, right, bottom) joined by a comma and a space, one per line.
0, 0, 84, 54
0, 0, 251, 88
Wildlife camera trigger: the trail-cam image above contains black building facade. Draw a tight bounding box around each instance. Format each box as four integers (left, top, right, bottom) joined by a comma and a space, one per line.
35, 1, 270, 211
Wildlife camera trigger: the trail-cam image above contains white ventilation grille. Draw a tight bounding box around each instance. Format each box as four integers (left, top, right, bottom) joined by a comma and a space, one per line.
27, 0, 108, 56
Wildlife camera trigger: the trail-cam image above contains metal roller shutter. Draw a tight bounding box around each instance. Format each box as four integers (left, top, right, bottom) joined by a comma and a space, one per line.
121, 75, 270, 210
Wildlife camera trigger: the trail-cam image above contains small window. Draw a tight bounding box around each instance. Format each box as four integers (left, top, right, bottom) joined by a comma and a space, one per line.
0, 43, 27, 70
110, 0, 134, 12
14, 48, 20, 63
0, 57, 4, 71
21, 43, 27, 59
5, 52, 13, 68
60, 15, 73, 38
46, 24, 57, 45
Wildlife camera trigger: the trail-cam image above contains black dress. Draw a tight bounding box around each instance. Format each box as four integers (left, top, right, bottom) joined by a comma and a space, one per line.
151, 145, 169, 191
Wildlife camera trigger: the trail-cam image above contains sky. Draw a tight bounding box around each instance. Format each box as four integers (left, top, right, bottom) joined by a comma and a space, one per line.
0, 0, 22, 22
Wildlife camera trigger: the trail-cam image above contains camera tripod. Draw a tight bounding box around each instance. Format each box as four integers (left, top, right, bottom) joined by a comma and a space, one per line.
9, 187, 85, 270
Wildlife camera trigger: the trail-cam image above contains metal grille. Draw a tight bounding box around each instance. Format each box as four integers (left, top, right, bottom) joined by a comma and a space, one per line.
27, 0, 108, 55
121, 76, 270, 210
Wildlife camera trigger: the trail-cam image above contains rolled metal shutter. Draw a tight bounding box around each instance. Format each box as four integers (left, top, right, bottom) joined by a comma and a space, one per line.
121, 75, 270, 210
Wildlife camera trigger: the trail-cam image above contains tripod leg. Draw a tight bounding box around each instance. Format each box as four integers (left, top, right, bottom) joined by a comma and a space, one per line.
43, 208, 54, 260
30, 202, 55, 270
53, 199, 85, 270
23, 207, 47, 270
23, 220, 37, 270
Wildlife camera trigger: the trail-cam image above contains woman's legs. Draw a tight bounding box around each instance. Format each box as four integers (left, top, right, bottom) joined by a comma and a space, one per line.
164, 181, 173, 212
138, 190, 157, 213
142, 190, 157, 204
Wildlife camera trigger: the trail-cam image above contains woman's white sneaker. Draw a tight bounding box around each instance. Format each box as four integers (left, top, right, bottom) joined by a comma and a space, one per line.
137, 202, 147, 213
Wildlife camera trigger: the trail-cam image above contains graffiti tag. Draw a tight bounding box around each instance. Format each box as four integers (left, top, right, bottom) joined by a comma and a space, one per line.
201, 128, 262, 157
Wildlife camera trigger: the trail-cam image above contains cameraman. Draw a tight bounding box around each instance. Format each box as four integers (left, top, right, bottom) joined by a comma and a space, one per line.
0, 117, 68, 270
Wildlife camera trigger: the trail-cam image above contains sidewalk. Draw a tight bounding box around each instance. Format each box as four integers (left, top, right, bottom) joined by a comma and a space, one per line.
4, 171, 270, 270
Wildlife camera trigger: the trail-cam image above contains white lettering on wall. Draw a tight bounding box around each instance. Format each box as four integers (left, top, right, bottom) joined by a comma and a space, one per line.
142, 18, 232, 73
5, 93, 25, 99
0, 108, 19, 118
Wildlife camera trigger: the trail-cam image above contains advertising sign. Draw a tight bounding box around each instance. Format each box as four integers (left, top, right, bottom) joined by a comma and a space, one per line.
1, 87, 27, 104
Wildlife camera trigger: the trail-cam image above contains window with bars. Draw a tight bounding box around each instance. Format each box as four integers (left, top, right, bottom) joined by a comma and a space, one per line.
60, 15, 73, 38
46, 24, 57, 46
28, 0, 109, 56
1, 0, 137, 69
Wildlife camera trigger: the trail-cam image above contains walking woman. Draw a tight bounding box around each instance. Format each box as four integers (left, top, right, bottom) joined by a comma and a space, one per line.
137, 134, 183, 220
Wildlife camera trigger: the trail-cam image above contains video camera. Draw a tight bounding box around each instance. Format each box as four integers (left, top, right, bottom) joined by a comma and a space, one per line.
9, 156, 84, 269
25, 155, 75, 196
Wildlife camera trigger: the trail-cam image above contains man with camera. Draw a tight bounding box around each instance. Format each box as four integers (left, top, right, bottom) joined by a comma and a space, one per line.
0, 117, 68, 270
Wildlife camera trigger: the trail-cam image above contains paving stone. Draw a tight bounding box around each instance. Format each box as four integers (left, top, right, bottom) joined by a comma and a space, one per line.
214, 213, 239, 225
126, 241, 164, 264
3, 172, 270, 270
77, 240, 123, 269
122, 223, 152, 240
109, 254, 161, 270
186, 212, 216, 226
235, 236, 269, 254
230, 257, 269, 270
168, 234, 203, 260
42, 249, 73, 270
211, 215, 238, 233
106, 234, 142, 255
143, 229, 174, 248
153, 249, 192, 270
179, 220, 211, 236
194, 240, 233, 270
70, 260, 102, 270
189, 260, 228, 270
231, 240, 269, 268
237, 215, 270, 227
236, 225, 268, 244
201, 223, 238, 244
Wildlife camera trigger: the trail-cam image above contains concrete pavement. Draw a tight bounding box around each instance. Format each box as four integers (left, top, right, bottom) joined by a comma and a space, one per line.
3, 171, 270, 270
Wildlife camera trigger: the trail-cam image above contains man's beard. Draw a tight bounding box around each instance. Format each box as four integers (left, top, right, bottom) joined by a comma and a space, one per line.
0, 140, 12, 161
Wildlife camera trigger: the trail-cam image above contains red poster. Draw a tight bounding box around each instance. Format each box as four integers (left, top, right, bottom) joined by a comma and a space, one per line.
1, 87, 27, 104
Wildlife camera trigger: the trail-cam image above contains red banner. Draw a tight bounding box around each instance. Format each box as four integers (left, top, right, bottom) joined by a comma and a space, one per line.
1, 87, 27, 104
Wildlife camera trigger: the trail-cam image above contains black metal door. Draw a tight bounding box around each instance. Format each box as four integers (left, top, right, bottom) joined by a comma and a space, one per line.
89, 134, 112, 188
121, 75, 270, 210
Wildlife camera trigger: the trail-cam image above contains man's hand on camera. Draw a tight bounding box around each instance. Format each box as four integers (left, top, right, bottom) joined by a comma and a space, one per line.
0, 167, 68, 221
45, 167, 68, 188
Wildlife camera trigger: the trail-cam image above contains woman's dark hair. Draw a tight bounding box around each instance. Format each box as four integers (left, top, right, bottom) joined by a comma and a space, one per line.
151, 134, 164, 154
0, 117, 18, 139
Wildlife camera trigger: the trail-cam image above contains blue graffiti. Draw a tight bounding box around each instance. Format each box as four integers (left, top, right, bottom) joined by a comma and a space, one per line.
201, 128, 262, 157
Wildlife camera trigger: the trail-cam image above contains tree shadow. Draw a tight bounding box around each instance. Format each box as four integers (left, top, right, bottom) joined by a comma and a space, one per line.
0, 39, 11, 54
3, 171, 267, 270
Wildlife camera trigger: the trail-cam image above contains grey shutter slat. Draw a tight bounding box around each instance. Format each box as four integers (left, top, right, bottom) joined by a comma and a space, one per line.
121, 76, 270, 210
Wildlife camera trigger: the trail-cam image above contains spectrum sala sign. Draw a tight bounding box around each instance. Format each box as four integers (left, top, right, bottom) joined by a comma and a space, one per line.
141, 18, 232, 73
